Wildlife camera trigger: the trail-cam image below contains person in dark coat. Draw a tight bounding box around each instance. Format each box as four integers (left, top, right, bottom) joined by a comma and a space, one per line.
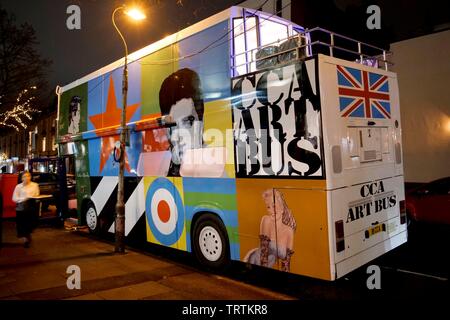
12, 171, 40, 248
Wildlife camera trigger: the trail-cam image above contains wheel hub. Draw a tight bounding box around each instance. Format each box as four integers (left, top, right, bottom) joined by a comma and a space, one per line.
86, 207, 97, 230
199, 226, 222, 262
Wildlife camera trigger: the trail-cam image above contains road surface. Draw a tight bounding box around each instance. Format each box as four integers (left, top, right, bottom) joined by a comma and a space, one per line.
0, 219, 448, 300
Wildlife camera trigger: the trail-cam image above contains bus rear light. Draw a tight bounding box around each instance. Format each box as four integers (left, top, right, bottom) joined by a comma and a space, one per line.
335, 220, 345, 252
331, 145, 342, 173
399, 200, 407, 224
395, 142, 402, 164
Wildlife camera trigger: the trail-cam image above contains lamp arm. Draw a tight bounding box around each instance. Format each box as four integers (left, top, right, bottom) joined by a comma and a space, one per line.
112, 6, 129, 61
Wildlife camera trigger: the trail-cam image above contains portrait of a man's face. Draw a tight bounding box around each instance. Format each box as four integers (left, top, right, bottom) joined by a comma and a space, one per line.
68, 96, 81, 134
159, 69, 204, 176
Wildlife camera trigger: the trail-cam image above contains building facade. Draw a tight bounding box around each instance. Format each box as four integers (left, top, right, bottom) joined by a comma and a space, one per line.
391, 30, 450, 182
0, 111, 58, 161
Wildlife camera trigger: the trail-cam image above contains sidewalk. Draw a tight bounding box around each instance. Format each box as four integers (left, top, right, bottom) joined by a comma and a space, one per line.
0, 220, 293, 300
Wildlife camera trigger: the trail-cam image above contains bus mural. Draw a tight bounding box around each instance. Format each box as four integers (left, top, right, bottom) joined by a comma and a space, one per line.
56, 6, 406, 280
232, 60, 322, 178
244, 189, 297, 272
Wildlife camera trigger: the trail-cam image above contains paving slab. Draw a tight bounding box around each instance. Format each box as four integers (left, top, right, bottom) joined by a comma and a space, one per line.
94, 280, 173, 300
0, 221, 294, 300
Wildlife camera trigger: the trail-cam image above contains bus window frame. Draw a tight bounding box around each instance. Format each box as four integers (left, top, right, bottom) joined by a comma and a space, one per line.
231, 14, 260, 77
231, 10, 309, 77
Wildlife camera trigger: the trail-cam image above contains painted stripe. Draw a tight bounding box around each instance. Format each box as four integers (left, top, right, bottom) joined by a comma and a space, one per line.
182, 177, 237, 194
338, 87, 390, 101
91, 176, 118, 215
89, 176, 103, 194
341, 98, 363, 117
226, 226, 240, 243
108, 179, 145, 236
230, 242, 240, 261
370, 75, 387, 91
184, 192, 237, 210
362, 71, 371, 118
185, 206, 239, 227
337, 65, 361, 88
372, 100, 391, 119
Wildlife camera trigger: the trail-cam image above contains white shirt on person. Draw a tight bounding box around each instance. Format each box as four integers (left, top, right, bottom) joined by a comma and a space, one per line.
12, 182, 40, 203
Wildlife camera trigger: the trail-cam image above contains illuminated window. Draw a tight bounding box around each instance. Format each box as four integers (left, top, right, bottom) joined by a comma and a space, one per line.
42, 137, 46, 152
232, 13, 307, 76
51, 135, 57, 151
233, 16, 258, 76
259, 19, 288, 46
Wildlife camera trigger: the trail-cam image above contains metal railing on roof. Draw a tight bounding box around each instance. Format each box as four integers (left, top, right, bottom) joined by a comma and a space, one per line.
231, 27, 393, 76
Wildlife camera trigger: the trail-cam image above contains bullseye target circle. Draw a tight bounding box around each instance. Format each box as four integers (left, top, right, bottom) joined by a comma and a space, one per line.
146, 177, 184, 246
151, 188, 177, 235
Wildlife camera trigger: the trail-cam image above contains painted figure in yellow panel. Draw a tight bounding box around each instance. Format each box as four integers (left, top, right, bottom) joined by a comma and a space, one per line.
244, 189, 297, 272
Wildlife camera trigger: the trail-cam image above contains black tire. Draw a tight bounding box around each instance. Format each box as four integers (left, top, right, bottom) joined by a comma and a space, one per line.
84, 202, 99, 234
192, 213, 230, 269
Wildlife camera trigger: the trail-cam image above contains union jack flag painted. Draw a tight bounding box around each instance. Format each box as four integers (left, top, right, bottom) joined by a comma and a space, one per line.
337, 65, 391, 119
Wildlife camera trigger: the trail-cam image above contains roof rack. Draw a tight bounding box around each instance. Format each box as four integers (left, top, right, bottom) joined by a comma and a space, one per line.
231, 26, 393, 76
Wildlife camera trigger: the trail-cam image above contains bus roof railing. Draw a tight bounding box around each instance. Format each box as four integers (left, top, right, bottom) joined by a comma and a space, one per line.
231, 27, 393, 76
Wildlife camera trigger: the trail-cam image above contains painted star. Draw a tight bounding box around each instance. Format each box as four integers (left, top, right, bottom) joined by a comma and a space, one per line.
89, 76, 140, 173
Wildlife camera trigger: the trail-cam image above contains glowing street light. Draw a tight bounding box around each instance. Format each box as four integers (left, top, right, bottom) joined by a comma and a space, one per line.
125, 8, 146, 21
112, 5, 146, 253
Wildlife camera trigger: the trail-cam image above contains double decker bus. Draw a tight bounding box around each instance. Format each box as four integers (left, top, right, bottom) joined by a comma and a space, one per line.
56, 6, 407, 280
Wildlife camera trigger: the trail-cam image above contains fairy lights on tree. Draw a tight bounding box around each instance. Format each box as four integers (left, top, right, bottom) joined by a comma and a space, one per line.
0, 86, 40, 131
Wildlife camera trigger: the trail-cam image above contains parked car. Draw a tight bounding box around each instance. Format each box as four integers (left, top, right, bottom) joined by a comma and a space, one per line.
406, 177, 450, 225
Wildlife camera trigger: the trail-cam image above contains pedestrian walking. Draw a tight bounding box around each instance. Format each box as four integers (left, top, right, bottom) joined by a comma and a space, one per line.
12, 171, 40, 248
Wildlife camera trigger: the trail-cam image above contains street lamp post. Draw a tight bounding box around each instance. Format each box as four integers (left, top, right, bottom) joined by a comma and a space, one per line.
112, 6, 146, 253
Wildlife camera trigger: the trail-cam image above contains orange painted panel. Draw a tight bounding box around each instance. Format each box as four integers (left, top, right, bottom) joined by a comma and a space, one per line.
236, 178, 331, 280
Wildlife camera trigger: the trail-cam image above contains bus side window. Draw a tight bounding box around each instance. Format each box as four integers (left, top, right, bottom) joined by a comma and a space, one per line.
233, 16, 258, 76
259, 19, 288, 46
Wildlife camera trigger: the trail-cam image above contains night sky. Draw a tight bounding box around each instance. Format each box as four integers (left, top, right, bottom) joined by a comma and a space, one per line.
0, 0, 236, 90
1, 0, 449, 93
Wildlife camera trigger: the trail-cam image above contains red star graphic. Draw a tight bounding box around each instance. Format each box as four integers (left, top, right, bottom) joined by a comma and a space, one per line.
89, 76, 140, 173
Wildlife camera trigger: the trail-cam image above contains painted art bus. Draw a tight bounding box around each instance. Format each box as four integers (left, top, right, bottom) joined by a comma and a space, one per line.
56, 6, 407, 280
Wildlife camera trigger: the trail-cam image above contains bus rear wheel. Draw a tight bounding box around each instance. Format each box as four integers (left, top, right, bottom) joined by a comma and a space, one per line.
192, 214, 230, 269
85, 202, 99, 234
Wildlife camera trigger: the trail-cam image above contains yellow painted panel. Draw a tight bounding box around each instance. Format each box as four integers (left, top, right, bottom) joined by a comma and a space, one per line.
236, 178, 331, 280
280, 188, 330, 280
